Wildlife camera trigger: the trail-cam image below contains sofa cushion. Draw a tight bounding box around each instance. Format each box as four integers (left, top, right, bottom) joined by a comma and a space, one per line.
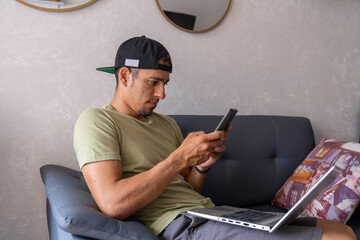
272, 139, 360, 224
40, 165, 158, 240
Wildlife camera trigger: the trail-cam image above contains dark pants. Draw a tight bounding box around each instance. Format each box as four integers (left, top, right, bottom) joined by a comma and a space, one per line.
159, 213, 322, 240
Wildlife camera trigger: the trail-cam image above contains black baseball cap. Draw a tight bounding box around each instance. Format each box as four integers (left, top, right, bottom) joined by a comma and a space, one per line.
96, 36, 172, 74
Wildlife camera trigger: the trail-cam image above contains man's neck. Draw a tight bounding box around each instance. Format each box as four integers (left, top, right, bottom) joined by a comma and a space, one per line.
109, 102, 148, 122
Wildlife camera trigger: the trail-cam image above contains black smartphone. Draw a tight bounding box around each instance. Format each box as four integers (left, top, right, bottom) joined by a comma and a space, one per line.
214, 108, 238, 131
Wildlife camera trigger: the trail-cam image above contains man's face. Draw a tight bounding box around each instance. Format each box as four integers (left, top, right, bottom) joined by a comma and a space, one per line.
125, 68, 170, 118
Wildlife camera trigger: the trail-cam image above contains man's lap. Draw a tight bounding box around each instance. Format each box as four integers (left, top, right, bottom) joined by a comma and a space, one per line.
159, 212, 322, 240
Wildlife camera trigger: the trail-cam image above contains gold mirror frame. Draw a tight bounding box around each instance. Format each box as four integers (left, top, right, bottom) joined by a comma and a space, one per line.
155, 0, 231, 33
16, 0, 96, 12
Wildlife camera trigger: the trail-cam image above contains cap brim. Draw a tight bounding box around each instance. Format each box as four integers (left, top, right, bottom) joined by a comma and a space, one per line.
96, 67, 116, 74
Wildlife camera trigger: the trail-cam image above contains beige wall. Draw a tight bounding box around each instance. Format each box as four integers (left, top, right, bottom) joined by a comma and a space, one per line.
1, 0, 359, 239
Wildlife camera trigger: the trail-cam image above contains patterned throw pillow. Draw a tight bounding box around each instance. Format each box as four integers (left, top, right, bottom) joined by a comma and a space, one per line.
271, 139, 360, 223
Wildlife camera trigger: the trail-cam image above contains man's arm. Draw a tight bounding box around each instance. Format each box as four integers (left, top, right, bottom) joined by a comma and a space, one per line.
82, 156, 183, 220
180, 152, 223, 193
82, 130, 227, 220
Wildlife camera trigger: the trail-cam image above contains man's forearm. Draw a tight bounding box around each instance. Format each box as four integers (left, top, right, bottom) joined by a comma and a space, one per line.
183, 166, 208, 193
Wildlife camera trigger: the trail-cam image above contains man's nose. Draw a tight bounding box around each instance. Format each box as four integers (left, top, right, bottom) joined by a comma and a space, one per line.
155, 84, 166, 99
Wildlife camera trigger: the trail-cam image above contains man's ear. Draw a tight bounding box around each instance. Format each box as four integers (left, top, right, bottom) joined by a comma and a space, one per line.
118, 67, 131, 87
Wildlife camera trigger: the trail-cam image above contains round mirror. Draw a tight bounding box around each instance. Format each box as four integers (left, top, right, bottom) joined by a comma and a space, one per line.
16, 0, 96, 12
156, 0, 231, 33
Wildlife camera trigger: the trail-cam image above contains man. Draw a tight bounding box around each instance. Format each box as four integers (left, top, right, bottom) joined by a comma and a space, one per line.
74, 36, 356, 240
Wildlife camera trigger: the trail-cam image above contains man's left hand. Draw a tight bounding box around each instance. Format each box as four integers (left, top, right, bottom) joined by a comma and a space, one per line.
196, 125, 232, 171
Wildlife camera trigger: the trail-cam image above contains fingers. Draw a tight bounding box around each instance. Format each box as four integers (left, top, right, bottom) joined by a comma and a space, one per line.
225, 124, 232, 133
210, 151, 221, 159
207, 130, 227, 142
213, 144, 227, 153
187, 131, 227, 151
187, 128, 229, 142
187, 131, 206, 138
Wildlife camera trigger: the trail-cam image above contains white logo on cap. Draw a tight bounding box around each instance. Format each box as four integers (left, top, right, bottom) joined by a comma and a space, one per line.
125, 59, 140, 67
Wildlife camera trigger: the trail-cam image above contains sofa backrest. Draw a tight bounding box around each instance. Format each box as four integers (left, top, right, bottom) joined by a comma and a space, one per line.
171, 115, 315, 207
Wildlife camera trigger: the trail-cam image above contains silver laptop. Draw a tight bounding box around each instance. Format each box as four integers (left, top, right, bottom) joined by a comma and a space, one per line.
187, 165, 342, 233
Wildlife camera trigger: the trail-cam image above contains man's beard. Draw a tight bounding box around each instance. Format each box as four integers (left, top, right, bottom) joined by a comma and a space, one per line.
140, 99, 158, 118
139, 107, 154, 119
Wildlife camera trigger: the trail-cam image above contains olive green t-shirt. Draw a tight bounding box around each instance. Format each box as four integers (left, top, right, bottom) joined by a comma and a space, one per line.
73, 105, 214, 235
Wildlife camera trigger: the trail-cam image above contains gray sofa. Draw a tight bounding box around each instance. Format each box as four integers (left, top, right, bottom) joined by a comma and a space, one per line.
41, 115, 360, 239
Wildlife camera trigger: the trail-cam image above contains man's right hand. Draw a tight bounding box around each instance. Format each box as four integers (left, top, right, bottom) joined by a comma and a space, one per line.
171, 130, 227, 169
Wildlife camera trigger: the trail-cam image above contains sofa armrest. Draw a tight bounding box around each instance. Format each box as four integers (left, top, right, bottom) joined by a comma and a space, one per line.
40, 164, 158, 240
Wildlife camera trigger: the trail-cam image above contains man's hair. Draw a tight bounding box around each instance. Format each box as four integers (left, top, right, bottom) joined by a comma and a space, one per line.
114, 54, 171, 88
158, 53, 172, 68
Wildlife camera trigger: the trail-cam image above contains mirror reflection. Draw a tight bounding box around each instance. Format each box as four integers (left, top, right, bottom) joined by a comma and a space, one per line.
18, 0, 96, 11
156, 0, 231, 33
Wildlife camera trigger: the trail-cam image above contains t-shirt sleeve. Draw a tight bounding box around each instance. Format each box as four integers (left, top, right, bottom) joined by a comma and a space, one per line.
168, 117, 184, 147
73, 108, 121, 169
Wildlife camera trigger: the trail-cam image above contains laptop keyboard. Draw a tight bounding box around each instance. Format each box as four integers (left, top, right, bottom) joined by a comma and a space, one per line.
222, 210, 276, 223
